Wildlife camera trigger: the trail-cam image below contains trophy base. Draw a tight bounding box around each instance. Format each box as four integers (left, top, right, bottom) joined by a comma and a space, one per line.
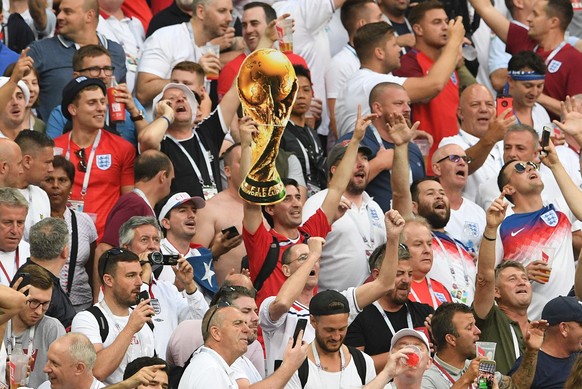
239, 177, 286, 205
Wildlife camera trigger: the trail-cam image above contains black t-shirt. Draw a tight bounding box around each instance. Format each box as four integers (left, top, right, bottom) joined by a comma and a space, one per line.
280, 121, 327, 189
146, 1, 190, 38
160, 109, 225, 197
345, 301, 434, 356
508, 350, 578, 389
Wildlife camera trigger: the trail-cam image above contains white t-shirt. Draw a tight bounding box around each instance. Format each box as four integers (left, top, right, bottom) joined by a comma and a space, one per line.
179, 346, 238, 389
138, 22, 203, 80
19, 185, 51, 242
0, 240, 30, 286
335, 68, 407, 137
97, 14, 145, 93
284, 348, 376, 388
325, 44, 360, 100
37, 377, 105, 389
0, 340, 6, 388
71, 303, 156, 385
303, 189, 386, 291
273, 0, 335, 136
231, 355, 263, 384
446, 197, 487, 255
259, 287, 361, 376
439, 130, 505, 203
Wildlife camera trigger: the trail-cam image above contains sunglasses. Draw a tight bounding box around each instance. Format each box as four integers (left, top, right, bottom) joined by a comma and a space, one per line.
205, 300, 231, 334
100, 248, 126, 277
75, 148, 87, 172
436, 154, 472, 164
513, 161, 539, 173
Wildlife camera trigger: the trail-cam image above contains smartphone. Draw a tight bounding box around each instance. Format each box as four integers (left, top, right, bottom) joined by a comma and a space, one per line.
221, 226, 240, 239
496, 96, 513, 118
541, 126, 551, 149
477, 360, 496, 389
17, 272, 30, 296
292, 318, 308, 347
136, 290, 150, 305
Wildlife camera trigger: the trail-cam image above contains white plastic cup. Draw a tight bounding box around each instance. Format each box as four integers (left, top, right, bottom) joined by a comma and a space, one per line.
276, 19, 293, 53
476, 341, 496, 360
462, 44, 478, 61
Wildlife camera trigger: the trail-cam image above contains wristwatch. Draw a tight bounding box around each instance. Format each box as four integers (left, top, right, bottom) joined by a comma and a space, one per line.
131, 110, 145, 122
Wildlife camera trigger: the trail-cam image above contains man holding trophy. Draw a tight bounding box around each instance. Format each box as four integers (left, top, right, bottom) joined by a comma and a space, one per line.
238, 46, 376, 305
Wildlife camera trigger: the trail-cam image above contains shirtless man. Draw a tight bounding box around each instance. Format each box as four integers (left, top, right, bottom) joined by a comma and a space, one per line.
193, 143, 244, 285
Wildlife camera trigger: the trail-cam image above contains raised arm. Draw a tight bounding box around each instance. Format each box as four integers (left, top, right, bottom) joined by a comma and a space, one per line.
320, 106, 376, 225
402, 17, 464, 103
137, 99, 175, 151
0, 283, 27, 325
473, 192, 508, 319
465, 110, 515, 174
240, 117, 264, 234
389, 114, 418, 219
467, 0, 511, 42
355, 210, 404, 308
508, 320, 547, 389
268, 238, 325, 322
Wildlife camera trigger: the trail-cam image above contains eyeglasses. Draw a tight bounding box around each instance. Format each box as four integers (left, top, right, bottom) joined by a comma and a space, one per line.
513, 161, 539, 174
205, 300, 231, 334
77, 66, 115, 77
398, 243, 410, 259
436, 154, 472, 164
99, 248, 126, 278
75, 148, 87, 172
27, 299, 50, 310
286, 253, 309, 266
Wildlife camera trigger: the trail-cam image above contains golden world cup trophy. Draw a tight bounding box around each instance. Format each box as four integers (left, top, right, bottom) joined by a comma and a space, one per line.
237, 48, 298, 204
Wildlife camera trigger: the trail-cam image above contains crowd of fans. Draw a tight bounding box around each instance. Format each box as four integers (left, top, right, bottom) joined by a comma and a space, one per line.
1, 0, 582, 387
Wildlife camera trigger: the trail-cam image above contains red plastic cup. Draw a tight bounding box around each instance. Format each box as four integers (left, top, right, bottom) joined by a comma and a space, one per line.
107, 86, 126, 123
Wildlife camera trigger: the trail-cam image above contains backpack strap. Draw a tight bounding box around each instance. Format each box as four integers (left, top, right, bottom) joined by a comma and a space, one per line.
347, 345, 367, 385
298, 358, 309, 388
252, 236, 279, 291
86, 305, 108, 343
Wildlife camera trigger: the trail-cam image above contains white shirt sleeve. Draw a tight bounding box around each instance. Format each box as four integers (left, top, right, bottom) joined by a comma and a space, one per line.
71, 310, 103, 344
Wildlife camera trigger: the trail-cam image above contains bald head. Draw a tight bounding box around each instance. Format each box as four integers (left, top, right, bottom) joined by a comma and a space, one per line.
223, 273, 254, 291
431, 144, 466, 166
431, 144, 469, 191
457, 84, 495, 138
0, 139, 23, 187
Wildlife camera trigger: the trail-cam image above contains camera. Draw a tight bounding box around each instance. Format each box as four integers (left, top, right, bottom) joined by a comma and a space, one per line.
147, 251, 179, 266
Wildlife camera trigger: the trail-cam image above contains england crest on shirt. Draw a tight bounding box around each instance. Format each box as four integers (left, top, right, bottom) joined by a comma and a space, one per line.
548, 60, 562, 73
96, 154, 112, 170
541, 209, 558, 227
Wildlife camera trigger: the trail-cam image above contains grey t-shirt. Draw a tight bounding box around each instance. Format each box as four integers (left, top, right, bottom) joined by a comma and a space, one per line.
4, 315, 66, 388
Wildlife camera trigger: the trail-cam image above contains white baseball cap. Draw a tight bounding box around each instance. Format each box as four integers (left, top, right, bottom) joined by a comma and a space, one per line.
158, 192, 205, 224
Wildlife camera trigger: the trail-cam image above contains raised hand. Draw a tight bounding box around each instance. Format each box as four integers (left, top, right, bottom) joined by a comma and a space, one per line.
353, 104, 376, 142
385, 209, 405, 239
525, 320, 548, 351
386, 112, 419, 146
127, 300, 155, 334
485, 191, 508, 229
238, 116, 258, 145
307, 237, 325, 259
553, 96, 582, 137
10, 48, 33, 82
154, 99, 175, 122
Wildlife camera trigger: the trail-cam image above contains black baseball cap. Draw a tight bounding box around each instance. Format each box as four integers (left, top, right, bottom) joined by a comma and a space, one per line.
61, 76, 107, 120
309, 290, 350, 316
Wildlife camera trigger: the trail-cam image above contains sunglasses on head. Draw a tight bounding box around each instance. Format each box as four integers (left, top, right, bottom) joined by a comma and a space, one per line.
436, 154, 472, 164
513, 161, 539, 173
205, 300, 231, 334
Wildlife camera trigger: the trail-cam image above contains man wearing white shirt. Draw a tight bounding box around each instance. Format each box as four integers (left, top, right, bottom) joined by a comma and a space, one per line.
325, 0, 383, 138
157, 192, 217, 299
14, 126, 53, 242
303, 141, 386, 292
72, 248, 155, 385
0, 188, 30, 287
39, 333, 106, 389
120, 216, 209, 358
335, 19, 464, 138
136, 0, 233, 105
439, 83, 515, 203
432, 144, 486, 254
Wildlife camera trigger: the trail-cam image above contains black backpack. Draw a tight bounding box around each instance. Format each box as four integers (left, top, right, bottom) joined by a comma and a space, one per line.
297, 345, 367, 388
241, 231, 310, 292
86, 305, 155, 345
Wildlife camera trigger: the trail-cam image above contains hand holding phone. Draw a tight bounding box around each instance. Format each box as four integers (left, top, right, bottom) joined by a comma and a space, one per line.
221, 226, 240, 239
541, 126, 551, 153
477, 360, 496, 389
293, 319, 308, 347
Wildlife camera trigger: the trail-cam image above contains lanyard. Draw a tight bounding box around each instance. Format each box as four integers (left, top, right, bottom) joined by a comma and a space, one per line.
311, 341, 345, 370
6, 320, 35, 360
65, 130, 102, 198
409, 278, 438, 309
346, 204, 376, 249
432, 358, 461, 386
288, 122, 320, 178
534, 41, 566, 66
372, 301, 413, 337
433, 233, 470, 287
166, 132, 215, 186
132, 188, 154, 214
0, 247, 19, 284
